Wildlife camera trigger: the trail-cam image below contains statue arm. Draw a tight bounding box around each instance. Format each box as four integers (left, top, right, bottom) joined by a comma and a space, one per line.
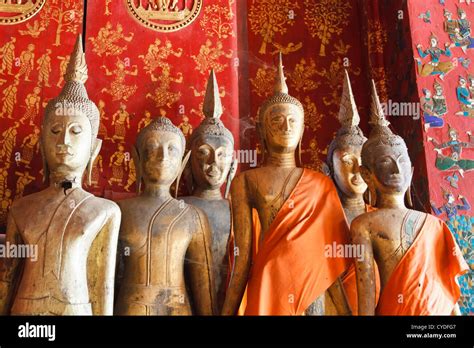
0, 211, 23, 315
221, 174, 253, 315
185, 208, 217, 315
327, 278, 352, 315
351, 217, 376, 315
87, 205, 121, 315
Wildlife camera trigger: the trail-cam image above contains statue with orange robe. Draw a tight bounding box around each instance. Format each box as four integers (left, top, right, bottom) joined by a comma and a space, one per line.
352, 81, 468, 315
222, 54, 352, 316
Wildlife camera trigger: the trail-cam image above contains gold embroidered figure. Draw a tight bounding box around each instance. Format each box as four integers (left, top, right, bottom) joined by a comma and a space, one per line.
271, 41, 303, 55
108, 144, 128, 187
111, 103, 130, 143
137, 110, 152, 132
192, 39, 233, 75
19, 127, 40, 168
303, 0, 351, 56
0, 123, 19, 162
20, 87, 41, 126
139, 39, 183, 81
0, 163, 10, 198
250, 67, 277, 98
56, 55, 70, 87
303, 95, 323, 133
97, 100, 109, 141
146, 65, 182, 108
190, 84, 226, 120
90, 154, 104, 189
0, 79, 19, 119
37, 49, 52, 87
123, 159, 136, 192
14, 171, 35, 199
89, 22, 134, 57
101, 59, 138, 101
288, 58, 321, 92
0, 37, 16, 76
16, 43, 35, 81
105, 0, 111, 15
178, 115, 193, 138
0, 189, 12, 226
18, 19, 46, 38
301, 138, 323, 172
248, 0, 299, 54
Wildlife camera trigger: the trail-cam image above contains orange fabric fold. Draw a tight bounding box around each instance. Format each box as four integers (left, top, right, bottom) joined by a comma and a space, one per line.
244, 169, 351, 315
376, 214, 469, 315
341, 205, 381, 315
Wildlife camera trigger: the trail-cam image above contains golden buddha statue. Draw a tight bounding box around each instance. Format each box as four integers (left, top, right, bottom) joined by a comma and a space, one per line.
115, 116, 217, 316
181, 70, 237, 312
0, 36, 121, 315
222, 54, 352, 316
325, 71, 369, 315
352, 81, 468, 315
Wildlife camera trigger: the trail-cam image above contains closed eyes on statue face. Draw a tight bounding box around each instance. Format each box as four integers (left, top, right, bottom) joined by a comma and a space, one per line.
42, 110, 93, 174
191, 135, 233, 190
140, 131, 183, 186
370, 145, 412, 195
263, 103, 303, 153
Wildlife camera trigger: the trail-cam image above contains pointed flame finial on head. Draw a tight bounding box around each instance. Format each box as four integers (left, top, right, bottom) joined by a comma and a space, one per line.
65, 35, 88, 84
274, 52, 289, 95
369, 79, 390, 128
338, 70, 360, 128
203, 69, 223, 120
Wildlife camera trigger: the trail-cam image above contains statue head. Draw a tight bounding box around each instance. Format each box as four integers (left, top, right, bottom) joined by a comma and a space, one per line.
327, 70, 367, 198
257, 53, 304, 158
133, 116, 187, 194
41, 35, 101, 186
187, 70, 235, 195
360, 80, 412, 207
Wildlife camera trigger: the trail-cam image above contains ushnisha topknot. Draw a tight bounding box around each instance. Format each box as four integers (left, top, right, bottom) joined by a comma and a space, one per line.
43, 35, 100, 140
137, 116, 186, 153
361, 80, 408, 168
257, 52, 304, 124
189, 69, 234, 146
327, 70, 367, 174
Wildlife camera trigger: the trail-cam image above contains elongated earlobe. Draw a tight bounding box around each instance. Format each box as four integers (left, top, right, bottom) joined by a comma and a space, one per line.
131, 145, 142, 194
40, 140, 50, 184
175, 150, 191, 198
225, 158, 238, 199
86, 139, 102, 186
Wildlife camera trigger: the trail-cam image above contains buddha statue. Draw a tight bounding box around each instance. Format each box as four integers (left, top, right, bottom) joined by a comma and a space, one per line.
352, 81, 468, 315
0, 36, 121, 315
222, 54, 352, 316
326, 70, 372, 315
181, 70, 237, 312
115, 116, 216, 316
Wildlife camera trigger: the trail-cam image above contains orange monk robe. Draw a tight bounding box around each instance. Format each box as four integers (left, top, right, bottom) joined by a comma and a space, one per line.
376, 214, 468, 315
341, 205, 381, 315
242, 169, 351, 315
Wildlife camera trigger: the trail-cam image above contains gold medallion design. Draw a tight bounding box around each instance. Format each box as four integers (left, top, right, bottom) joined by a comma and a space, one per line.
0, 0, 46, 25
126, 0, 202, 32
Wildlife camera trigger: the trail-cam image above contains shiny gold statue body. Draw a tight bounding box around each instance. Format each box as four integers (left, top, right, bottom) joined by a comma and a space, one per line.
0, 36, 121, 315
181, 70, 237, 312
352, 81, 467, 315
115, 117, 216, 316
222, 55, 350, 315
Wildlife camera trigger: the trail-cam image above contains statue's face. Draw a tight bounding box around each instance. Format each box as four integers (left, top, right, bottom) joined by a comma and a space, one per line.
192, 135, 233, 190
42, 110, 93, 176
140, 131, 183, 186
368, 144, 412, 195
447, 194, 455, 204
333, 145, 367, 197
263, 103, 303, 153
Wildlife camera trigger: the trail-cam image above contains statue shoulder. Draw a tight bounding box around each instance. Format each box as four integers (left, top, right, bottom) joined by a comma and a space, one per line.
10, 189, 47, 217
351, 211, 377, 231
187, 203, 211, 234
89, 196, 121, 217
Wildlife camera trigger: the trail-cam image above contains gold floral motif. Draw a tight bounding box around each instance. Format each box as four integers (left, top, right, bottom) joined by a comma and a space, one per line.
301, 138, 323, 172
105, 0, 111, 16
199, 3, 235, 39
303, 0, 351, 56
271, 41, 302, 55
303, 95, 323, 133
0, 0, 46, 25
39, 0, 83, 47
248, 0, 299, 55
89, 22, 134, 57
192, 39, 233, 75
365, 20, 388, 54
